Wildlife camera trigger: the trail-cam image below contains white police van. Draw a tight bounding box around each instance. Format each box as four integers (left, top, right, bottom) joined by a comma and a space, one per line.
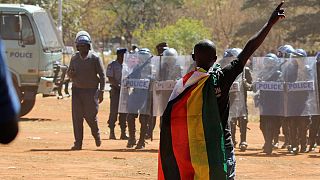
0, 4, 65, 116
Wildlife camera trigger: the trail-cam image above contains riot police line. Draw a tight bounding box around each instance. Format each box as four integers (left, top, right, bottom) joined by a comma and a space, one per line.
116, 47, 320, 154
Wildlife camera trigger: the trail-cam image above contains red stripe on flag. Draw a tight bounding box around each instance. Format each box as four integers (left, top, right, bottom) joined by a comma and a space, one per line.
158, 150, 165, 180
171, 87, 195, 179
183, 71, 194, 86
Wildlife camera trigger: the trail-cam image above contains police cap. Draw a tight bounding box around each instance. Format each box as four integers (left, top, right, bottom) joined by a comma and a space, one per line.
117, 48, 127, 54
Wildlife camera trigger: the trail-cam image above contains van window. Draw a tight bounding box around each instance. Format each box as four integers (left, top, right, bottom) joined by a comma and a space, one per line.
0, 14, 35, 45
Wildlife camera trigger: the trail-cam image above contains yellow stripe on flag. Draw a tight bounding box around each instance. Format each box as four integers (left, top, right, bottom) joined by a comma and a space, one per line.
187, 76, 209, 180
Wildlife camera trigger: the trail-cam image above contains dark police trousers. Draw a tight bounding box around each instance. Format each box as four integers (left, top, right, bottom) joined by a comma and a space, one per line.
309, 115, 320, 146
72, 87, 100, 147
127, 113, 148, 145
260, 115, 282, 153
289, 116, 310, 149
108, 88, 127, 130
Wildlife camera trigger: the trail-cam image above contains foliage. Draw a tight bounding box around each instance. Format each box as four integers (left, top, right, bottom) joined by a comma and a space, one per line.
134, 18, 211, 55
1, 0, 319, 55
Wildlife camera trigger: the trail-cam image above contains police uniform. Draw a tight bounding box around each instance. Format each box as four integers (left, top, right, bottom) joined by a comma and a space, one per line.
106, 48, 128, 140
126, 49, 153, 149
68, 32, 105, 150
309, 52, 320, 151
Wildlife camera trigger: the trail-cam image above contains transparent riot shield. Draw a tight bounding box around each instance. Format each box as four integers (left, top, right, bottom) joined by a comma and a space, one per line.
152, 55, 194, 116
283, 57, 318, 116
118, 52, 154, 115
218, 57, 247, 118
251, 57, 285, 116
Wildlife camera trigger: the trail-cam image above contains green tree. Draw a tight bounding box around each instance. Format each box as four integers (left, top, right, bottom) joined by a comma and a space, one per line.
134, 18, 211, 54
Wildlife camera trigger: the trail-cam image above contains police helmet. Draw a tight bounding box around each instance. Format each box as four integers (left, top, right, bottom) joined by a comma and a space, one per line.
278, 44, 295, 55
264, 53, 280, 66
75, 35, 91, 45
138, 48, 151, 55
316, 52, 320, 61
223, 48, 242, 58
163, 48, 178, 56
295, 48, 307, 57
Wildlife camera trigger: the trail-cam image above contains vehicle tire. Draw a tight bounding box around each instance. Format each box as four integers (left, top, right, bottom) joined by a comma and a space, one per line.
12, 76, 36, 117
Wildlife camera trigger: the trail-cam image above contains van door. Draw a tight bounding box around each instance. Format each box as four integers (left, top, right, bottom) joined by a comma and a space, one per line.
0, 13, 40, 85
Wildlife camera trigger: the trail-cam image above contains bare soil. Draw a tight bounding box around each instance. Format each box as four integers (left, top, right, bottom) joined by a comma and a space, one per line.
1, 94, 320, 180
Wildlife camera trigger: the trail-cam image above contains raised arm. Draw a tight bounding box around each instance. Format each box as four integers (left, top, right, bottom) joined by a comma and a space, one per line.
238, 1, 285, 66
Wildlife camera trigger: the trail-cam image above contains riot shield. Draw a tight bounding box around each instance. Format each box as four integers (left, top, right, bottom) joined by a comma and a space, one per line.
252, 57, 285, 116
118, 52, 154, 115
283, 57, 318, 116
152, 55, 194, 116
218, 57, 247, 118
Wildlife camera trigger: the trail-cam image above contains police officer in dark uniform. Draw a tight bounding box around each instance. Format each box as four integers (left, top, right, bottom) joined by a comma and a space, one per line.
285, 48, 311, 154
257, 53, 284, 155
126, 48, 153, 149
145, 42, 168, 140
309, 52, 320, 152
106, 48, 128, 140
67, 31, 105, 150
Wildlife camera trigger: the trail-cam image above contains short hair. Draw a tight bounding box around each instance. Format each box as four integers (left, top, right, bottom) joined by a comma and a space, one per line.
156, 42, 168, 49
194, 40, 216, 56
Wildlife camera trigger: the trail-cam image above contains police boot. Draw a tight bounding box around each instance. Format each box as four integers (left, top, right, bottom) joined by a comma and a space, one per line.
135, 139, 145, 150
109, 128, 116, 140
120, 128, 129, 140
239, 142, 248, 152
126, 130, 136, 148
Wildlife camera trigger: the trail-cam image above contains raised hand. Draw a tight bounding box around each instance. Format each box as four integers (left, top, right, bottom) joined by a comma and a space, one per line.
268, 1, 286, 25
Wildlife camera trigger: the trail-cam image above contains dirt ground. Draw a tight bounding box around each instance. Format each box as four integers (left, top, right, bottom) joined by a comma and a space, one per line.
1, 94, 320, 180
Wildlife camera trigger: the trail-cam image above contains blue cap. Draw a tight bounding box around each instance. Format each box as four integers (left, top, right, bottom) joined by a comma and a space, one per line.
117, 48, 127, 54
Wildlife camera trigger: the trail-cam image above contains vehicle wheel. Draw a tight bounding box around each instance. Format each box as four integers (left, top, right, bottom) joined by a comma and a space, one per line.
12, 77, 36, 117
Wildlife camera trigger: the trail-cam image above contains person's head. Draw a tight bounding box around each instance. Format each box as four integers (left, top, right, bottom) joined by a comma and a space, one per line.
295, 48, 307, 57
219, 48, 242, 68
75, 31, 91, 54
277, 44, 295, 58
138, 48, 152, 61
116, 48, 127, 64
316, 52, 320, 61
223, 48, 242, 58
156, 42, 168, 56
192, 40, 217, 71
264, 53, 280, 68
163, 48, 178, 66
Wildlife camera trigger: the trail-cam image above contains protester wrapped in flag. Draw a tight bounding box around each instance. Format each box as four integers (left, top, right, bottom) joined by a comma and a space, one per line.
158, 2, 285, 179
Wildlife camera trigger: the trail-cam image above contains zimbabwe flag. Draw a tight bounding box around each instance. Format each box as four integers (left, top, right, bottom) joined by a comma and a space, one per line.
158, 70, 227, 180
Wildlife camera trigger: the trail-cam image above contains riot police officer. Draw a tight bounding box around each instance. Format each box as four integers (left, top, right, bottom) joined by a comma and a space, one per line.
257, 53, 284, 155
126, 48, 153, 149
222, 48, 252, 152
106, 48, 128, 140
145, 42, 169, 140
309, 52, 320, 152
67, 31, 105, 150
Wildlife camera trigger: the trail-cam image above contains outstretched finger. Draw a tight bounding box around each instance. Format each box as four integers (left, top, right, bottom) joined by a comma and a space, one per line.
276, 1, 284, 11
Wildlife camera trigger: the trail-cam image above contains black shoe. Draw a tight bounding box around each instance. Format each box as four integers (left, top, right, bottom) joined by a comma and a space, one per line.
71, 145, 82, 150
120, 133, 129, 140
289, 147, 299, 155
95, 138, 101, 147
239, 142, 248, 152
135, 141, 145, 150
281, 143, 288, 149
300, 146, 308, 153
126, 139, 136, 148
272, 143, 279, 150
109, 132, 116, 140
